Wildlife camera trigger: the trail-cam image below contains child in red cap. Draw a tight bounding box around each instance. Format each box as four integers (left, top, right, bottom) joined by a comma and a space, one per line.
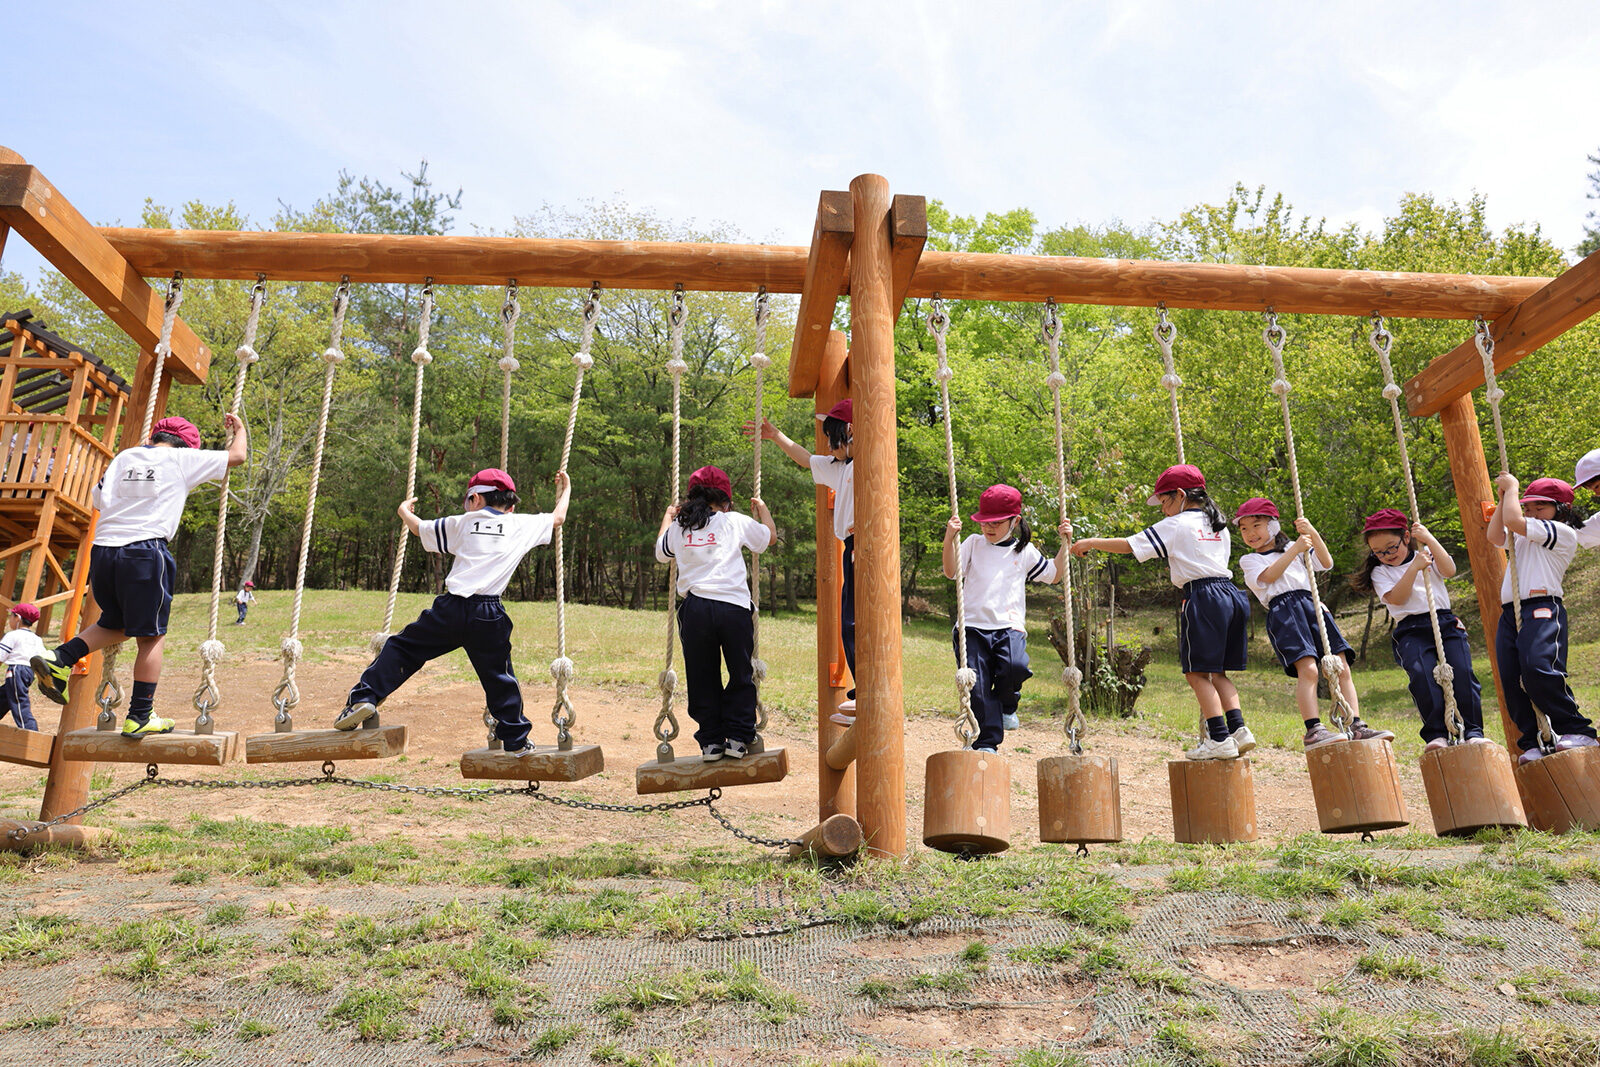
942, 485, 1072, 752
1575, 448, 1600, 549
1073, 464, 1254, 760
334, 468, 571, 752
1350, 509, 1486, 750
31, 413, 247, 736
1, 604, 46, 731
655, 465, 775, 761
234, 580, 256, 625
1486, 473, 1596, 762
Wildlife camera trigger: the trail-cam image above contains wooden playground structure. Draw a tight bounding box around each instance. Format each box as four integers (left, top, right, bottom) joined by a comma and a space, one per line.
3, 144, 1599, 857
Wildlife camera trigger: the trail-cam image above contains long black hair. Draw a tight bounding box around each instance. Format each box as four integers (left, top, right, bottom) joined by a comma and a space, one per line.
1553, 501, 1587, 529
1181, 488, 1227, 533
676, 484, 731, 532
999, 516, 1032, 554
822, 415, 851, 454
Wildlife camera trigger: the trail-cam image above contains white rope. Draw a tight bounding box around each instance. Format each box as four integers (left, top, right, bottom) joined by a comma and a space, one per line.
372, 283, 436, 655
94, 643, 124, 730
748, 288, 772, 737
138, 275, 184, 444
1153, 304, 1185, 464
928, 299, 980, 748
1370, 315, 1465, 741
653, 287, 688, 760
1042, 300, 1085, 751
498, 281, 520, 471
549, 284, 599, 748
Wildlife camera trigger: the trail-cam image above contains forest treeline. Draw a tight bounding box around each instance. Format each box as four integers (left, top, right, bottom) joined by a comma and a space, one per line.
2, 169, 1596, 619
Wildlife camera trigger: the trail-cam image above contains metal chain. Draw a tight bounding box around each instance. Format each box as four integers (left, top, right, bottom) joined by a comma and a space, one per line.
707, 797, 801, 850
5, 774, 155, 841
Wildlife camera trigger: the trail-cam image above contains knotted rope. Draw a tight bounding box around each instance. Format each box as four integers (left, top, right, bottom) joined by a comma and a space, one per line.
138, 274, 184, 443
653, 287, 687, 761
498, 281, 520, 470
94, 644, 124, 731
1153, 304, 1185, 464
1262, 312, 1356, 733
1042, 299, 1085, 752
1370, 314, 1465, 742
549, 283, 600, 750
271, 280, 349, 731
748, 288, 772, 740
927, 298, 980, 749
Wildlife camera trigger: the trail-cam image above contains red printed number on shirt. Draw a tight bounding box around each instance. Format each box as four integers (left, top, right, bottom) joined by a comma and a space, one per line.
684, 532, 719, 547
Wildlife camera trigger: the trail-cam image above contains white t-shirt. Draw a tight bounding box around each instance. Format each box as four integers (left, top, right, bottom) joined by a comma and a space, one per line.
93, 446, 230, 546
1577, 517, 1600, 550
956, 535, 1057, 632
1129, 510, 1233, 587
0, 628, 45, 668
1371, 555, 1452, 620
1500, 518, 1578, 604
809, 456, 855, 543
418, 509, 556, 597
656, 510, 772, 609
1240, 549, 1329, 608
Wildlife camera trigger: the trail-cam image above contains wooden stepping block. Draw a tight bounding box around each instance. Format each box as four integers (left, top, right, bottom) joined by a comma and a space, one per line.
1516, 746, 1600, 834
636, 747, 788, 795
924, 749, 1011, 855
1305, 738, 1410, 835
0, 723, 56, 768
788, 813, 863, 858
460, 744, 604, 783
1420, 740, 1526, 836
245, 725, 408, 765
1169, 757, 1257, 844
62, 728, 239, 767
1037, 752, 1123, 845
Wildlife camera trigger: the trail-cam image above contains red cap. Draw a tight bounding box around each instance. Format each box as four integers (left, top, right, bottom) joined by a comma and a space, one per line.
244, 580, 255, 588
689, 465, 732, 498
1234, 497, 1280, 521
150, 416, 201, 449
465, 468, 516, 496
1363, 508, 1410, 534
1146, 464, 1205, 506
971, 484, 1023, 524
1520, 478, 1574, 506
815, 399, 852, 423
8, 603, 39, 625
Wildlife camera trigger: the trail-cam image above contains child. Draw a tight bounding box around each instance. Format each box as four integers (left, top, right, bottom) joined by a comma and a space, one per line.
31, 414, 247, 736
942, 484, 1071, 752
1, 604, 46, 731
1349, 509, 1487, 750
234, 581, 256, 625
1486, 474, 1597, 763
1575, 449, 1600, 549
749, 400, 856, 722
334, 468, 570, 752
1234, 498, 1394, 750
1071, 464, 1254, 760
654, 465, 776, 761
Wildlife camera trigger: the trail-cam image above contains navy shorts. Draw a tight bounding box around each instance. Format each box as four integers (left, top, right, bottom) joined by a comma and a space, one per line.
1179, 577, 1249, 674
89, 539, 176, 637
1265, 590, 1354, 677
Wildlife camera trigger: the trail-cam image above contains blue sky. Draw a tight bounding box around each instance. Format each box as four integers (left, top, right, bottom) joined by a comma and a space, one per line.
6, 1, 1599, 282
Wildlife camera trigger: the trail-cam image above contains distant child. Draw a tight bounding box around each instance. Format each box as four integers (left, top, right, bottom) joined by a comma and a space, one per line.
31, 414, 248, 735
1350, 509, 1487, 750
1575, 449, 1600, 549
234, 581, 256, 625
655, 465, 776, 761
1, 604, 46, 731
1486, 474, 1597, 763
334, 468, 570, 752
1234, 498, 1394, 750
942, 485, 1071, 752
749, 400, 856, 722
1071, 464, 1253, 760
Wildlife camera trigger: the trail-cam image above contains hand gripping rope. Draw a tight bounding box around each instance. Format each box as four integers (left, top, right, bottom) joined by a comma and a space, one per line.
1042, 299, 1086, 753
926, 298, 981, 749
1261, 312, 1356, 734
1474, 317, 1557, 752
1153, 303, 1185, 464
653, 287, 688, 762
549, 283, 600, 751
748, 288, 772, 744
1369, 314, 1466, 743
270, 280, 350, 733
192, 277, 267, 734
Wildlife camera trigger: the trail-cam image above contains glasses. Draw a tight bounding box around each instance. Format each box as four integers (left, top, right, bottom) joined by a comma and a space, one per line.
1371, 541, 1407, 559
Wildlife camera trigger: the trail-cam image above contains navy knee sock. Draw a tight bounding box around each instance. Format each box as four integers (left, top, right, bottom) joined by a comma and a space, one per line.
1206, 716, 1231, 741
1224, 708, 1245, 733
128, 681, 157, 722
53, 637, 90, 668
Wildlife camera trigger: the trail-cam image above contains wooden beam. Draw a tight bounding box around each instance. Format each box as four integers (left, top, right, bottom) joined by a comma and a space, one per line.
786, 192, 853, 398
1404, 247, 1600, 417
0, 164, 210, 384
888, 194, 928, 316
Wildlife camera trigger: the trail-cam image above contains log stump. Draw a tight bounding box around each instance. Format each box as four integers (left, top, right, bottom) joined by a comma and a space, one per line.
1037, 753, 1122, 845
1169, 758, 1257, 844
1420, 741, 1527, 836
1304, 739, 1410, 835
788, 813, 864, 858
923, 749, 1010, 855
1516, 746, 1600, 834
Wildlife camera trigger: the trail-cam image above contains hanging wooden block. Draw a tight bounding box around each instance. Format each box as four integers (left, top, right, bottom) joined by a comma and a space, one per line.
923, 749, 1010, 855
1037, 752, 1122, 845
460, 744, 604, 783
1419, 741, 1526, 836
635, 747, 788, 795
62, 728, 238, 767
0, 723, 56, 768
788, 813, 864, 858
1516, 747, 1600, 834
245, 725, 408, 765
1305, 739, 1410, 835
1169, 758, 1257, 844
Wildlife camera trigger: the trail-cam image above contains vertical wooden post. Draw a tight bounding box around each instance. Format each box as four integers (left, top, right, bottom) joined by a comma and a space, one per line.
815, 330, 855, 822
1438, 394, 1517, 754
848, 173, 905, 858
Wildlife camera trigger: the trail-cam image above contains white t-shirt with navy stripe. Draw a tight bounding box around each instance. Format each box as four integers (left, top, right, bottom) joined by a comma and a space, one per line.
1371, 556, 1452, 620
0, 628, 45, 668
809, 456, 855, 542
1500, 518, 1578, 604
93, 446, 230, 546
956, 535, 1057, 632
1240, 549, 1329, 608
1129, 509, 1233, 587
656, 511, 772, 609
418, 509, 555, 597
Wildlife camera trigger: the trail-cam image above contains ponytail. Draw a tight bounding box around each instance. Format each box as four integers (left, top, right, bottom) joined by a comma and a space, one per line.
1009, 516, 1032, 554
1348, 552, 1383, 596
676, 484, 730, 532
1185, 488, 1226, 533
1554, 501, 1587, 529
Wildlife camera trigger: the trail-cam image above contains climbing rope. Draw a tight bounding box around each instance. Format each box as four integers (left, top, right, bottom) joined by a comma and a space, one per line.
372, 282, 436, 654
270, 280, 350, 732
137, 274, 184, 443
1042, 299, 1085, 753
748, 288, 772, 743
192, 276, 266, 734
1153, 303, 1185, 464
1369, 314, 1466, 742
549, 283, 600, 751
1261, 312, 1356, 733
927, 298, 980, 749
498, 281, 520, 470
653, 286, 687, 762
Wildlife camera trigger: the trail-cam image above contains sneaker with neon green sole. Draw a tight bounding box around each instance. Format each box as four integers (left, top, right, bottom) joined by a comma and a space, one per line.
121, 715, 176, 738
29, 652, 71, 706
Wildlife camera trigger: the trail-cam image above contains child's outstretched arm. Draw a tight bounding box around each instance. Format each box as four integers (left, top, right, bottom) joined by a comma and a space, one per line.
743, 418, 812, 468
1411, 522, 1457, 578
1070, 536, 1133, 557
396, 497, 422, 537
751, 497, 776, 550
224, 413, 249, 468
1295, 517, 1334, 568
550, 471, 572, 529
941, 517, 962, 579
1486, 472, 1522, 547
1047, 519, 1073, 584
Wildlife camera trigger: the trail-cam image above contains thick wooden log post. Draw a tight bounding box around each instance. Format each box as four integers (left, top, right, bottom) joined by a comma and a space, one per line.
849, 173, 905, 858
815, 331, 855, 822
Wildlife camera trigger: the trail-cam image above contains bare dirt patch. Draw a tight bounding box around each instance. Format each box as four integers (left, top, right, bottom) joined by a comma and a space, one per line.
852, 979, 1095, 1049
1182, 937, 1356, 990
850, 931, 985, 960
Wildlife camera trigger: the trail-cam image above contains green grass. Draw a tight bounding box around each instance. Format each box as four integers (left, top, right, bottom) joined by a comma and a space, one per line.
594, 962, 803, 1024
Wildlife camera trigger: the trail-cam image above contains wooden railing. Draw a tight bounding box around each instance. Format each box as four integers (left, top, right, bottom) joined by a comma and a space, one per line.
0, 414, 115, 516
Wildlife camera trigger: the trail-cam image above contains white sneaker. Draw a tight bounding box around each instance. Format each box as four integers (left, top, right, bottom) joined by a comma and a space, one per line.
1002, 712, 1021, 731
1185, 735, 1240, 761
836, 699, 856, 713
1230, 726, 1257, 754
829, 712, 856, 726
